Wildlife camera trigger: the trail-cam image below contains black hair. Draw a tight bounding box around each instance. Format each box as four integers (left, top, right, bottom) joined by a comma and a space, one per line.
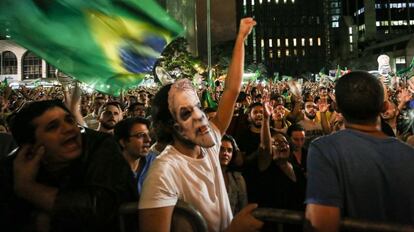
335, 71, 384, 124
114, 117, 151, 143
286, 123, 305, 137
9, 100, 71, 145
247, 102, 263, 115
151, 84, 174, 144
128, 102, 145, 112
236, 92, 247, 103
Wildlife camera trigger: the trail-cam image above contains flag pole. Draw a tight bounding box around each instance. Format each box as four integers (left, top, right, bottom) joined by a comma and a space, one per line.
207, 0, 212, 80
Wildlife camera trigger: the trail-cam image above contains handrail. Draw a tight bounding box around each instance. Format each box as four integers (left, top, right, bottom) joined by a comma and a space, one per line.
172, 200, 208, 232
118, 200, 208, 232
253, 208, 414, 232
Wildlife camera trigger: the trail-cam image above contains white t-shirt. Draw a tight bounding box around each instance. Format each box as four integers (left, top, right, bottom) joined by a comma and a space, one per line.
139, 123, 233, 232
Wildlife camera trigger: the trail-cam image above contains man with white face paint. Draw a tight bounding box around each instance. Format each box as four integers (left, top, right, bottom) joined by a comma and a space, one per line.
139, 18, 263, 232
168, 79, 216, 148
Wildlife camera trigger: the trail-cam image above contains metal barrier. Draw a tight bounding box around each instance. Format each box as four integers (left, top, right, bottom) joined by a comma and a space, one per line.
253, 208, 414, 232
118, 200, 208, 232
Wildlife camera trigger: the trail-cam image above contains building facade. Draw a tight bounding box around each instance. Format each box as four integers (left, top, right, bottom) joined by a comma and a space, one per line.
0, 40, 59, 82
236, 0, 330, 76
339, 0, 414, 71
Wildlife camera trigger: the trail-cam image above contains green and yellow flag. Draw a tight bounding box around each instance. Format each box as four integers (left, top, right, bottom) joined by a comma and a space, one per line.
0, 0, 184, 95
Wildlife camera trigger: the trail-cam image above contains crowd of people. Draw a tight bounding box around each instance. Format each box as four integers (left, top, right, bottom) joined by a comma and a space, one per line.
1, 17, 414, 232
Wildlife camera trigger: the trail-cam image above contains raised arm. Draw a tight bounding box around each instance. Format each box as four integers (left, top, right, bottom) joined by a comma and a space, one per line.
212, 18, 256, 135
258, 101, 273, 171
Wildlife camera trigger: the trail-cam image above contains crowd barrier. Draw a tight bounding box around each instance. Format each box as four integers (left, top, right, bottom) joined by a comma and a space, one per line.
119, 202, 414, 232
119, 200, 208, 232
253, 208, 414, 232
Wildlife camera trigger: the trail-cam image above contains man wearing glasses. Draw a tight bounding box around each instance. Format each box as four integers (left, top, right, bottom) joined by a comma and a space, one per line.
114, 117, 156, 194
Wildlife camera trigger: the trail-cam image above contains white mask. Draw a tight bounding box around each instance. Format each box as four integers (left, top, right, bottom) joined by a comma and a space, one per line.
168, 79, 215, 148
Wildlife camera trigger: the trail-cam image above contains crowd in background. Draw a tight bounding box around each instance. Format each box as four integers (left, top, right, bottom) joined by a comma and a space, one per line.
0, 71, 414, 231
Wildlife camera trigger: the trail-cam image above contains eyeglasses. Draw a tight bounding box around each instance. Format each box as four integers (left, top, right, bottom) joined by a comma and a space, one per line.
129, 132, 150, 139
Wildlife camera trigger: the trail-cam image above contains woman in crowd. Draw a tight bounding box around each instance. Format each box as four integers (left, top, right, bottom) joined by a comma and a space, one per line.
219, 134, 248, 215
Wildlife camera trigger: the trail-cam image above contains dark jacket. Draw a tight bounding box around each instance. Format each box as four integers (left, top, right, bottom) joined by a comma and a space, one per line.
0, 128, 137, 232
0, 133, 16, 158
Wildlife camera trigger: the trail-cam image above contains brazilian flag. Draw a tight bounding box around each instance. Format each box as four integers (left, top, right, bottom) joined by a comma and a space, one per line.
0, 0, 184, 95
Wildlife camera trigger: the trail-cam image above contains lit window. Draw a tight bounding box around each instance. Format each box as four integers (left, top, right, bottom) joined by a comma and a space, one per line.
396, 57, 406, 64
285, 38, 289, 47
243, 0, 247, 6
277, 50, 281, 58
269, 39, 273, 47
349, 27, 353, 34
259, 0, 263, 4
293, 49, 297, 56
349, 36, 353, 43
22, 51, 43, 79
332, 22, 339, 28
286, 49, 290, 56
350, 44, 353, 52
293, 38, 297, 47
376, 21, 380, 26
317, 37, 321, 46
309, 38, 313, 46
292, 0, 295, 3
277, 39, 281, 47
2, 51, 17, 75
301, 38, 305, 46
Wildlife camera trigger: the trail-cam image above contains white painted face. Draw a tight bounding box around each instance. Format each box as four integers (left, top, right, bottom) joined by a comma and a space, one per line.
168, 79, 215, 148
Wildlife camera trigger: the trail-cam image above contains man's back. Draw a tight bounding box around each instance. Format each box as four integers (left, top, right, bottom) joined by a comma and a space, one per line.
306, 129, 414, 224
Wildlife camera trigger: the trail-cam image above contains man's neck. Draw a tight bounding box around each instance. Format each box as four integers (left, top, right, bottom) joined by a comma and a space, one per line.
249, 124, 261, 133
172, 140, 203, 159
123, 153, 140, 172
98, 125, 113, 134
344, 118, 388, 139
